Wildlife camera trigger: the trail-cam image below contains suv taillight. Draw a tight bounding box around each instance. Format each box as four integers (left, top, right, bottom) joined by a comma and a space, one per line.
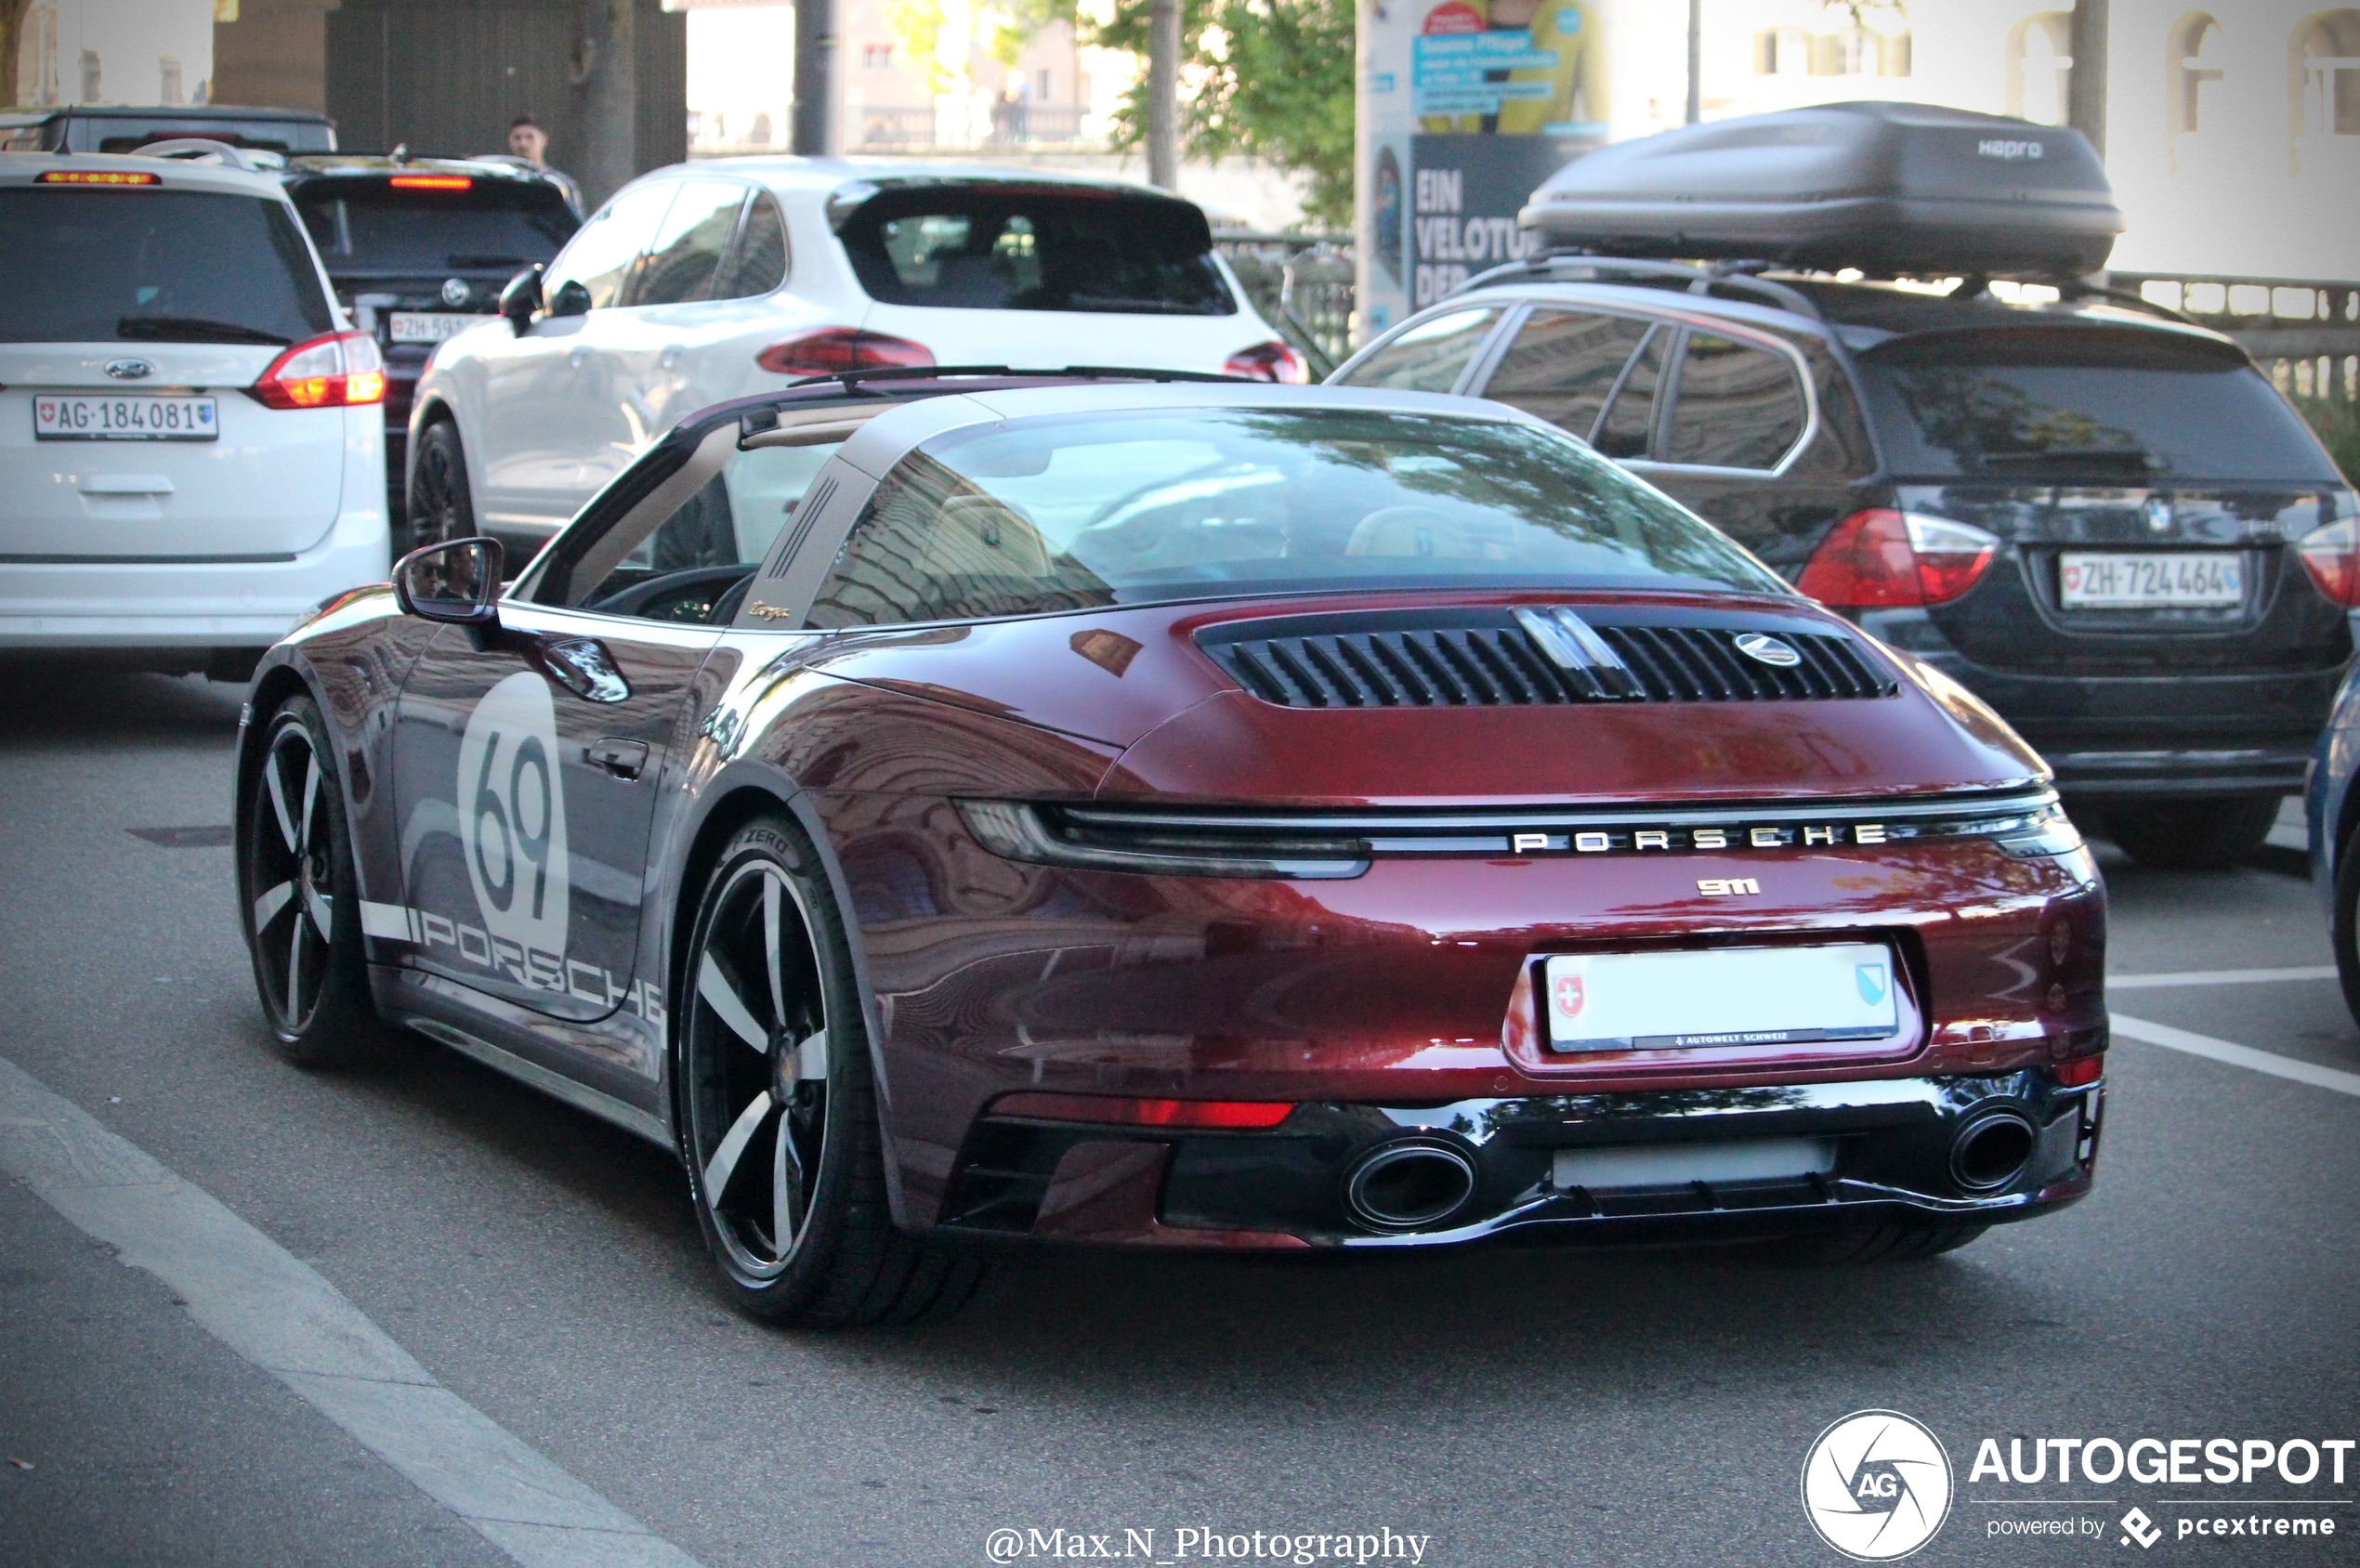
755, 328, 934, 378
250, 330, 385, 409
2298, 497, 2360, 607
1224, 340, 1310, 384
1798, 508, 2000, 608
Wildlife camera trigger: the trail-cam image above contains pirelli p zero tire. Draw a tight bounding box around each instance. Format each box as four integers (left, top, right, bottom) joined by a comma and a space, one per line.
404, 419, 478, 558
239, 695, 389, 1068
1786, 1222, 1988, 1265
2104, 796, 2280, 870
676, 815, 987, 1327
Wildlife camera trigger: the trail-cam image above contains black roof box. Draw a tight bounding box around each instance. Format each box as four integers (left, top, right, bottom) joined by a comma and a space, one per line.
1518, 100, 2122, 277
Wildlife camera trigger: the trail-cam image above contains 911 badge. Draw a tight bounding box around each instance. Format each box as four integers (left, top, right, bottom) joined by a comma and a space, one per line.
456, 672, 572, 958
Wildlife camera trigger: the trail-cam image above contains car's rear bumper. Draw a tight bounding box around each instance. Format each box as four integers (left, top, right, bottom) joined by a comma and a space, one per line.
0, 513, 388, 649
937, 1068, 2103, 1248
1908, 648, 2338, 798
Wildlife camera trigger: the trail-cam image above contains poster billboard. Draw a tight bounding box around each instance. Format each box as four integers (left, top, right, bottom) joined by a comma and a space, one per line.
1355, 0, 1609, 342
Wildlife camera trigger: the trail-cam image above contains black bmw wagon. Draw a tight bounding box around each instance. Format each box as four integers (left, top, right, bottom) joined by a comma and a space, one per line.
1337, 262, 2356, 869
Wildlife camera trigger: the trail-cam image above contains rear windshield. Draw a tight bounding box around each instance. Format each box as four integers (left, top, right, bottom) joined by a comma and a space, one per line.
838, 187, 1235, 315
1855, 328, 2338, 484
806, 408, 1786, 627
0, 187, 331, 346
295, 180, 577, 273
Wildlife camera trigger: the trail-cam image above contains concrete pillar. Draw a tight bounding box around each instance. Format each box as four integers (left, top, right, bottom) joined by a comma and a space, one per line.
575, 0, 637, 209
210, 0, 334, 113
1147, 0, 1179, 190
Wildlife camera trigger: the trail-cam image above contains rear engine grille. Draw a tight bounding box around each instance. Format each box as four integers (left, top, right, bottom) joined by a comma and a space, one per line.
1200, 612, 1896, 708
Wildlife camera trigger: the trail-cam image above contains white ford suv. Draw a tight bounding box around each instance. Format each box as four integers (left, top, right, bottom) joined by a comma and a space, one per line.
0, 150, 387, 677
408, 158, 1302, 548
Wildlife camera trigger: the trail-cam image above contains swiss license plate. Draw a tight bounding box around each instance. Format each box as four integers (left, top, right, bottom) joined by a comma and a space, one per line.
33, 393, 217, 441
1540, 944, 1899, 1053
2059, 551, 2243, 608
388, 311, 478, 345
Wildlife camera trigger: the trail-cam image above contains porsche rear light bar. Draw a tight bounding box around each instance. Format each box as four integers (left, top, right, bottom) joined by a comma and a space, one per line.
958, 787, 2082, 879
1797, 508, 2000, 608
756, 327, 934, 378
956, 799, 1370, 880
990, 1092, 1295, 1129
250, 330, 386, 409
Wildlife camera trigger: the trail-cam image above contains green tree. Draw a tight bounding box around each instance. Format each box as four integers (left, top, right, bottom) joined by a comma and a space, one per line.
1001, 0, 1356, 230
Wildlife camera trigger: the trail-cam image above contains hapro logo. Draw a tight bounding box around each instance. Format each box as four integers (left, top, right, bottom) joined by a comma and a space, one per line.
1976, 137, 2045, 160
1803, 1410, 1954, 1561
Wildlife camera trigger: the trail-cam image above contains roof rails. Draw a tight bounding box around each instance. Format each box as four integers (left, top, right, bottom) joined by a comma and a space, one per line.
1462, 254, 2200, 330
1456, 255, 1825, 320
784, 364, 1249, 392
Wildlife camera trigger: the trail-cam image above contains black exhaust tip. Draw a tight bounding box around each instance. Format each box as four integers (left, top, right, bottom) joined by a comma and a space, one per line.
1950, 1110, 2037, 1192
1344, 1141, 1477, 1231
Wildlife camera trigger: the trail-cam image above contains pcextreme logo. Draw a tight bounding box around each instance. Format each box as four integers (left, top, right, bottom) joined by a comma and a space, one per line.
1802, 1410, 1955, 1561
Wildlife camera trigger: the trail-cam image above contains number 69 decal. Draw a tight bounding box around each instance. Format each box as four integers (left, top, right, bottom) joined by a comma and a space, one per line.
455, 672, 572, 959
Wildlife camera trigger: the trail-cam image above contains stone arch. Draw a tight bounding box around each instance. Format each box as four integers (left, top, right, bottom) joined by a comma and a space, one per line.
2167, 12, 2226, 137
2005, 11, 2074, 124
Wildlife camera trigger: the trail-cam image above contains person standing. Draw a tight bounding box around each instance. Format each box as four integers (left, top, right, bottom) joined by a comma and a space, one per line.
505, 115, 584, 216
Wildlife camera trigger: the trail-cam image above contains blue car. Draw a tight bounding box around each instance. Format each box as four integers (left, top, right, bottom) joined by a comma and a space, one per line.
2307, 672, 2360, 1016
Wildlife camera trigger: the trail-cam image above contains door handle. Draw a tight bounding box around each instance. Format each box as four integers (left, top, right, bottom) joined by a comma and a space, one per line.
585, 738, 649, 779
534, 635, 630, 702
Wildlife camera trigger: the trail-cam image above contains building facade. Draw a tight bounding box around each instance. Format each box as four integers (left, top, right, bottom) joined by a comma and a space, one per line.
1357, 0, 2360, 342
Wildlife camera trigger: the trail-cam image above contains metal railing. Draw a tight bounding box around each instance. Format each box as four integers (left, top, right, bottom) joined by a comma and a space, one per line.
854, 102, 1089, 152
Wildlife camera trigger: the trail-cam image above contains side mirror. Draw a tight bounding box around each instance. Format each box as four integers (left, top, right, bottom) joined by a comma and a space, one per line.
547, 278, 592, 319
393, 536, 505, 626
499, 265, 544, 333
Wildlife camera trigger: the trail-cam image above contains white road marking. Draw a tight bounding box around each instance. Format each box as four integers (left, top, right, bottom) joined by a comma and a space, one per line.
0, 1052, 707, 1568
2109, 966, 2338, 989
2110, 1014, 2360, 1099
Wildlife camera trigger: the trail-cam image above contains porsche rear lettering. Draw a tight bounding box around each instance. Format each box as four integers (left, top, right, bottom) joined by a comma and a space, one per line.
1515, 823, 1894, 855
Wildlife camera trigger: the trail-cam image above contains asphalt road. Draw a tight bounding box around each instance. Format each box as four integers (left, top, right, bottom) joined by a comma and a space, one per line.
2, 668, 2355, 1568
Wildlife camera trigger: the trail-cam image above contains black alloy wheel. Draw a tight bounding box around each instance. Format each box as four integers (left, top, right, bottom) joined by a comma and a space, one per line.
404, 419, 478, 558
240, 696, 387, 1066
677, 815, 987, 1326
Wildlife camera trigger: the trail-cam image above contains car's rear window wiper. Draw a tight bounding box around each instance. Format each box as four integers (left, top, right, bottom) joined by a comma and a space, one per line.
117, 316, 293, 346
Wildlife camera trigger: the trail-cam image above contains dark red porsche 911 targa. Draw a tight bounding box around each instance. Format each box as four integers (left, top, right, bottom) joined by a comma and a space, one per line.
236, 373, 2107, 1325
